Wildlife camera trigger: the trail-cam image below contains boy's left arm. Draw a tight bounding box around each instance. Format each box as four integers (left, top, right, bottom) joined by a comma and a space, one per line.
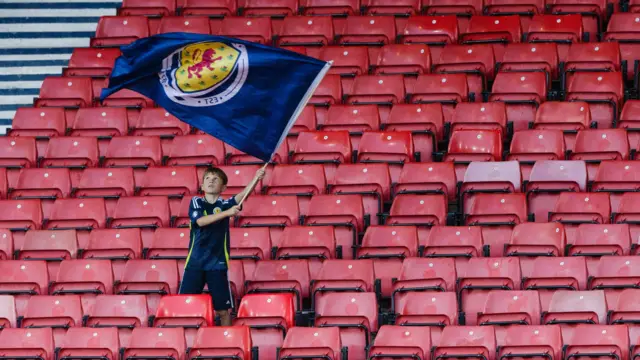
234, 168, 266, 204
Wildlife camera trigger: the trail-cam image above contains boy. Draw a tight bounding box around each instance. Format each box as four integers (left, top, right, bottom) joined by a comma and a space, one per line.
180, 166, 265, 326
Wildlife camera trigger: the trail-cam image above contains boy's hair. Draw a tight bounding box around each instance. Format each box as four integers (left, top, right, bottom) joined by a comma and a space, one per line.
202, 166, 228, 185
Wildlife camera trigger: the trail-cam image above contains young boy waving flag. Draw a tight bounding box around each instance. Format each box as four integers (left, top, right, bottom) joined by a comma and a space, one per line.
180, 166, 265, 325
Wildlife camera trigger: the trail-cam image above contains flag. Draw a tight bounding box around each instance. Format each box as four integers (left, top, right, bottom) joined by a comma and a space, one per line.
100, 32, 331, 162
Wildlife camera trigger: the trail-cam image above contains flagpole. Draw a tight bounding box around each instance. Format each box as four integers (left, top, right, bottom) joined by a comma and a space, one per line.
236, 59, 333, 207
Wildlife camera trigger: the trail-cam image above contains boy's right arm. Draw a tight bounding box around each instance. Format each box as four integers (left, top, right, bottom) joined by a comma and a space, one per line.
195, 205, 241, 227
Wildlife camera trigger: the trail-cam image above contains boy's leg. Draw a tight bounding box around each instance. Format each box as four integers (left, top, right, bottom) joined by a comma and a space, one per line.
205, 269, 233, 326
179, 268, 206, 294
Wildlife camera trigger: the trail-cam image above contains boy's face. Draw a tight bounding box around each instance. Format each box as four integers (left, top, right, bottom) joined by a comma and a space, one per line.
202, 172, 226, 195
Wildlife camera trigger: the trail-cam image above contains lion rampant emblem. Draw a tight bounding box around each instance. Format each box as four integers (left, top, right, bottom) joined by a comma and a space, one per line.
174, 42, 241, 93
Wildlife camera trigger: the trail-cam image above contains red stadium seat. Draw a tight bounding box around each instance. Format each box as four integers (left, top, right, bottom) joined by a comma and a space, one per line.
532, 101, 592, 151
314, 292, 378, 360
0, 229, 13, 260
612, 193, 640, 248
0, 199, 42, 250
391, 258, 457, 312
477, 290, 542, 326
526, 160, 587, 223
394, 162, 457, 204
372, 44, 431, 80
18, 229, 78, 279
619, 100, 640, 148
311, 259, 377, 306
82, 228, 142, 280
357, 131, 415, 182
241, 0, 297, 17
563, 43, 621, 83
322, 104, 380, 150
505, 223, 566, 270
91, 16, 150, 48
166, 134, 226, 168
451, 102, 508, 136
21, 295, 83, 343
304, 194, 365, 259
236, 195, 300, 245
40, 137, 100, 185
550, 192, 611, 242
399, 16, 459, 61
74, 168, 135, 216
0, 295, 16, 329
8, 108, 66, 155
570, 224, 632, 272
526, 14, 584, 60
0, 260, 48, 316
433, 326, 496, 360
313, 46, 368, 93
561, 324, 629, 360
70, 108, 129, 156
393, 291, 457, 346
604, 13, 640, 83
188, 326, 254, 360
460, 160, 522, 215
155, 16, 211, 34
566, 72, 624, 129
521, 256, 588, 310
335, 16, 396, 47
423, 225, 485, 260
245, 259, 310, 311
570, 129, 630, 181
64, 48, 121, 77
435, 44, 496, 98
497, 325, 563, 360
385, 104, 444, 157
276, 16, 334, 48
110, 196, 170, 248
300, 0, 359, 15
229, 227, 273, 274
182, 0, 237, 17
444, 130, 503, 181
0, 328, 55, 360
153, 294, 214, 347
386, 194, 448, 245
507, 130, 567, 181
34, 76, 93, 111
357, 226, 419, 297
292, 131, 352, 185
57, 327, 120, 360
362, 0, 421, 16
98, 87, 154, 109
330, 163, 391, 225
608, 287, 640, 325
543, 290, 608, 324
234, 293, 296, 360
45, 198, 107, 249
216, 165, 263, 198
103, 136, 163, 173
119, 0, 176, 16
219, 16, 272, 44
137, 166, 198, 215
345, 75, 406, 118
146, 228, 189, 268
279, 326, 344, 360
592, 160, 640, 211
0, 137, 37, 189
123, 327, 186, 360
274, 226, 337, 277
115, 259, 179, 314
84, 295, 149, 347
461, 16, 522, 58
369, 325, 431, 360
131, 108, 191, 152
310, 75, 342, 108
464, 193, 528, 257
498, 43, 559, 81
457, 257, 522, 325
265, 164, 326, 216
10, 168, 71, 217
409, 73, 469, 124
489, 71, 548, 131
50, 259, 114, 310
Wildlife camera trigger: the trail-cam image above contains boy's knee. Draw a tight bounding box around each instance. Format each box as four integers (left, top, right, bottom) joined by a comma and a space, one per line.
217, 309, 229, 316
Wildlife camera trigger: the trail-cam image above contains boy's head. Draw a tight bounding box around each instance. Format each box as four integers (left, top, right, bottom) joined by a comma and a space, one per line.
201, 166, 228, 195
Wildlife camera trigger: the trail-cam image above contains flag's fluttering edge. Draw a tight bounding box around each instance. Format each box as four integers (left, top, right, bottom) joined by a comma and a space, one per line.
100, 32, 331, 162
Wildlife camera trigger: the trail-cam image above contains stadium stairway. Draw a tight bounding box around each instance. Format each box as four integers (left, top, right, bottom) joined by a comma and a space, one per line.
0, 0, 122, 134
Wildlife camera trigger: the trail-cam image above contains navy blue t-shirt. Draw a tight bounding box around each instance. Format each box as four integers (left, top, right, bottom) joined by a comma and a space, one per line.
185, 195, 238, 271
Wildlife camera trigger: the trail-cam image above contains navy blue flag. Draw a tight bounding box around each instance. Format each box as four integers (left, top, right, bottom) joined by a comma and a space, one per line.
100, 32, 331, 162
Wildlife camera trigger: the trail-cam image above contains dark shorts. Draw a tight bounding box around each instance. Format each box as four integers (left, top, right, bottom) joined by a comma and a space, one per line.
179, 268, 233, 311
